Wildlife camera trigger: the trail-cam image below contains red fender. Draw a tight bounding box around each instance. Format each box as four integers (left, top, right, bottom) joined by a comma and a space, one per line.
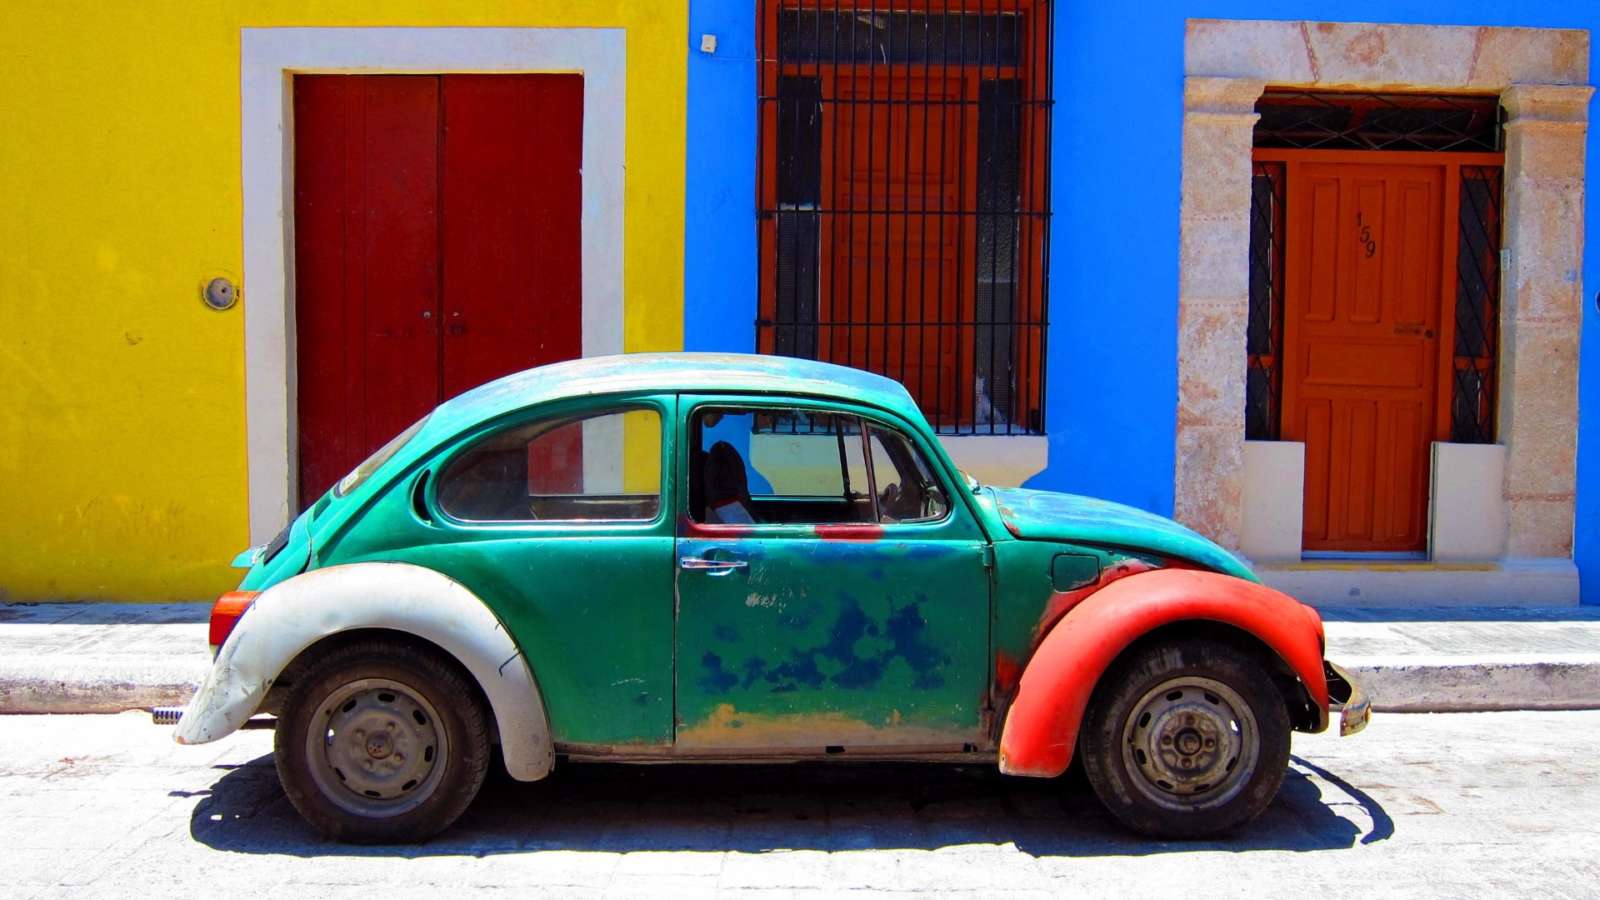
997, 568, 1328, 778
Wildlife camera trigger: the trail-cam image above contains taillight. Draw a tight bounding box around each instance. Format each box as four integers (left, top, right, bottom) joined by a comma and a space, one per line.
209, 591, 259, 650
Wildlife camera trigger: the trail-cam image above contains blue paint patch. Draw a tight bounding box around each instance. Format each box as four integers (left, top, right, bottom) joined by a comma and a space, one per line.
704, 595, 949, 694
699, 652, 738, 693
713, 623, 739, 643
885, 598, 947, 689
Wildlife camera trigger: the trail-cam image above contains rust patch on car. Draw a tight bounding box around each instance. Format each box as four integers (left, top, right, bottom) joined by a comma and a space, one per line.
1031, 558, 1157, 646
676, 703, 968, 749
994, 650, 1021, 695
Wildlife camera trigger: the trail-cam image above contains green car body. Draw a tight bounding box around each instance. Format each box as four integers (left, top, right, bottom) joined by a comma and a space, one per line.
182, 353, 1366, 841
230, 353, 1290, 752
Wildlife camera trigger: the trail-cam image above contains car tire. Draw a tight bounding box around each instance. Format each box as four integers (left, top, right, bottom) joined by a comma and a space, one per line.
1078, 639, 1290, 838
274, 639, 491, 843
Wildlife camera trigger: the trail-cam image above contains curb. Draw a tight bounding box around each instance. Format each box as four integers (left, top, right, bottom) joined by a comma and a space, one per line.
1343, 656, 1600, 713
0, 658, 206, 715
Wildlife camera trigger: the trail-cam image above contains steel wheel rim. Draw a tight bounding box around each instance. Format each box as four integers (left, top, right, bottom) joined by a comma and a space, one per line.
1120, 675, 1260, 812
305, 677, 448, 819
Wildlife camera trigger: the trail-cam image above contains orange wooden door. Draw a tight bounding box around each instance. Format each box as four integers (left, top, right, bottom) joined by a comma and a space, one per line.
1281, 161, 1445, 553
818, 69, 976, 423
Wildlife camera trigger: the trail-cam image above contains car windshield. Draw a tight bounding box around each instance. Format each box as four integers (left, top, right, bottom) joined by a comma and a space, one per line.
335, 414, 431, 498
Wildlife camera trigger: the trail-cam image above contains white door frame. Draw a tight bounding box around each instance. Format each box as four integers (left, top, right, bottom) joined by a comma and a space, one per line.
241, 27, 626, 543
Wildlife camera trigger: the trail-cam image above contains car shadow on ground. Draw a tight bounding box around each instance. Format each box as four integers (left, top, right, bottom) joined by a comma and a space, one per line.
188, 753, 1390, 858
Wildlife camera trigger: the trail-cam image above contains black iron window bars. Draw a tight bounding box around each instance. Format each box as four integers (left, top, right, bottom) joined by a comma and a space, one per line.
757, 2, 1054, 435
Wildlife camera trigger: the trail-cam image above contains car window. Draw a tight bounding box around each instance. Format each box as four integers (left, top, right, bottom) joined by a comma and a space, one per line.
691, 407, 871, 525
437, 407, 661, 523
866, 424, 949, 523
690, 407, 949, 527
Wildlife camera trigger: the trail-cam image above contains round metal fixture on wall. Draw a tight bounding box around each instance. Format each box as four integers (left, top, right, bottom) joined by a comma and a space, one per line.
202, 276, 238, 311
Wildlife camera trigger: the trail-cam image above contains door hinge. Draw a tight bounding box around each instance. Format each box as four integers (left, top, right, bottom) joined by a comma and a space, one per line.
981, 545, 995, 569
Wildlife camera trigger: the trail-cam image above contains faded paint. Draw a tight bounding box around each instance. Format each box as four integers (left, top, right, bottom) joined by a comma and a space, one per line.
674, 702, 971, 749
674, 527, 990, 749
990, 486, 1257, 582
176, 561, 555, 781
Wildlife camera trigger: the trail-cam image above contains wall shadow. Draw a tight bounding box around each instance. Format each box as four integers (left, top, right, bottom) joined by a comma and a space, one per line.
189, 753, 1388, 858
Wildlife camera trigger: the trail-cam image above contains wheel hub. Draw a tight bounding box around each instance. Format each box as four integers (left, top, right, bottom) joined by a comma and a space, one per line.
365, 732, 394, 760
306, 678, 448, 818
1121, 676, 1260, 811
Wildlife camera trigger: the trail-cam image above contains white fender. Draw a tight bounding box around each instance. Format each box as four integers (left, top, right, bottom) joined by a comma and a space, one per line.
174, 562, 554, 781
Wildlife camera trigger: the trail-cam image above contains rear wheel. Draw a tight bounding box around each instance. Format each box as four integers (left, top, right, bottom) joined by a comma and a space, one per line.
1079, 639, 1290, 838
274, 640, 491, 843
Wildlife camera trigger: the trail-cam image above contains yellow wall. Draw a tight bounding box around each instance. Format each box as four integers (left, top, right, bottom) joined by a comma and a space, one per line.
0, 1, 687, 600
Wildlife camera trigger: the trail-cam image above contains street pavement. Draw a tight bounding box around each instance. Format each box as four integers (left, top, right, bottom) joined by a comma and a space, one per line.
1, 709, 1597, 898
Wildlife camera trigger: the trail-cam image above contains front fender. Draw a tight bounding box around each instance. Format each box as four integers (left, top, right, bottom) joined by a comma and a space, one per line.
998, 568, 1327, 778
174, 562, 555, 781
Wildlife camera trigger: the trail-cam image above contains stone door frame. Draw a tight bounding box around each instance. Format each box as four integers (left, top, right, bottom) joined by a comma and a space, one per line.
1176, 19, 1592, 561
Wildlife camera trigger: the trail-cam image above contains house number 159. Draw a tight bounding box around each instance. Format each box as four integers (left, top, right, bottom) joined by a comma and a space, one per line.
1355, 212, 1378, 258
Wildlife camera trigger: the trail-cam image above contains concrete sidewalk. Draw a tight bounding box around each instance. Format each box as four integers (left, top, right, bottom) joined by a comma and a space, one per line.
2, 602, 1599, 715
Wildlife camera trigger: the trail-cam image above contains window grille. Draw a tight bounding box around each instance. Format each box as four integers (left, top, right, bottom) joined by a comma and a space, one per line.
757, 1, 1053, 435
1246, 161, 1285, 441
1452, 166, 1502, 444
1255, 89, 1502, 152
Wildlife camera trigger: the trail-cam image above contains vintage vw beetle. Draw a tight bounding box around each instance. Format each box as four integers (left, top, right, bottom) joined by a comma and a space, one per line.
175, 353, 1367, 842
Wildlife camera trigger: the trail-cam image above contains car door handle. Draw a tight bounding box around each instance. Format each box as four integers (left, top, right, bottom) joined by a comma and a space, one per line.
679, 557, 748, 575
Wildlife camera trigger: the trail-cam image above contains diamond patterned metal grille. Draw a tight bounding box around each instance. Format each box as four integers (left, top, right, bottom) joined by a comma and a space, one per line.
1246, 161, 1285, 441
1255, 90, 1502, 152
1452, 166, 1503, 444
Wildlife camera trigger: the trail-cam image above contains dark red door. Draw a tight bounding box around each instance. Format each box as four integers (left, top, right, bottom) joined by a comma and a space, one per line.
293, 74, 583, 508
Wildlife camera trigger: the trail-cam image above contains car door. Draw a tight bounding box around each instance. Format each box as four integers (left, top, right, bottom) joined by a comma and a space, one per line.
673, 396, 991, 752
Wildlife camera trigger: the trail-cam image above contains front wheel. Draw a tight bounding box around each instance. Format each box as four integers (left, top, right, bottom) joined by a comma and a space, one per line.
1078, 639, 1290, 838
274, 640, 491, 843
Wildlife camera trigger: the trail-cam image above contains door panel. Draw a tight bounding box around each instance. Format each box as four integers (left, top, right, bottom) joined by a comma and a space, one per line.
1282, 162, 1444, 552
293, 74, 584, 507
294, 76, 441, 509
440, 74, 584, 399
673, 398, 990, 752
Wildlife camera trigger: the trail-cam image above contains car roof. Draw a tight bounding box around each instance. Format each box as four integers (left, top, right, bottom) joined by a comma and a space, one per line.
424, 352, 925, 435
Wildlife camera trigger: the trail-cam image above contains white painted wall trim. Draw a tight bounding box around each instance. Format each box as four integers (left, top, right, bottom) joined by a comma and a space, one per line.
241, 27, 627, 543
1431, 442, 1509, 561
1241, 440, 1304, 562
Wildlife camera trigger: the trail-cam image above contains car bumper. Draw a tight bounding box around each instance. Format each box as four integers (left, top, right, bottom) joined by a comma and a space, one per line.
1324, 660, 1371, 737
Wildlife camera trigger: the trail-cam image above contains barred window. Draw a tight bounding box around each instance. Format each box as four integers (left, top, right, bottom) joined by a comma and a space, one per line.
757, 2, 1053, 435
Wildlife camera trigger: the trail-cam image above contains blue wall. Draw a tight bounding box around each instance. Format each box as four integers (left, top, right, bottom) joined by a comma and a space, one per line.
684, 1, 1600, 602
